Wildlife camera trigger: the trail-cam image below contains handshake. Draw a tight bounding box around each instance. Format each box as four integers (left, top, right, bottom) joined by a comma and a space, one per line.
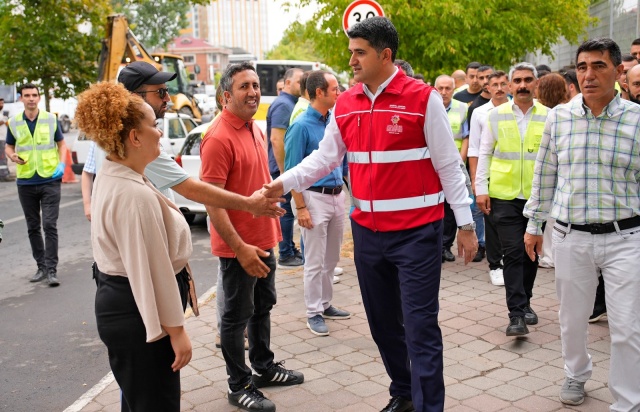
244, 180, 286, 218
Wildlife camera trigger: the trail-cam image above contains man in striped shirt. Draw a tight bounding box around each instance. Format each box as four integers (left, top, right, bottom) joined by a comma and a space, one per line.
524, 38, 640, 411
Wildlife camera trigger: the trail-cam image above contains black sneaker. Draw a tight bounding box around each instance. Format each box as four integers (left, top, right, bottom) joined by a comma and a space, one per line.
589, 304, 607, 323
381, 396, 415, 412
523, 305, 538, 325
472, 246, 486, 262
29, 268, 47, 283
442, 249, 455, 262
252, 361, 304, 388
47, 271, 60, 287
228, 383, 275, 412
277, 255, 304, 269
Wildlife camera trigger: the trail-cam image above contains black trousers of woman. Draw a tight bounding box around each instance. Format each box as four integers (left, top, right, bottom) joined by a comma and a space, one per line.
94, 266, 188, 412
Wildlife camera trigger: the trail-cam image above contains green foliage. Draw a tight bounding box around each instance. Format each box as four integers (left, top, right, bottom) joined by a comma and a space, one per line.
111, 0, 209, 51
286, 0, 594, 81
265, 22, 322, 61
0, 0, 111, 110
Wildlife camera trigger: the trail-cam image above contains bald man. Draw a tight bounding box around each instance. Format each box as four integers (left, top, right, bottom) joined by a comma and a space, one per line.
627, 64, 640, 104
452, 69, 468, 93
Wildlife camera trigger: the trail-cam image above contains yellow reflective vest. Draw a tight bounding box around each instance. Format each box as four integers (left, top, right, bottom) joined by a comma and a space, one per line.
8, 111, 59, 179
487, 101, 548, 200
447, 99, 467, 151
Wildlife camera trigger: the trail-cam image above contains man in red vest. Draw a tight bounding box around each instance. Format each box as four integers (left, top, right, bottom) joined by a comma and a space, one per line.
264, 17, 477, 412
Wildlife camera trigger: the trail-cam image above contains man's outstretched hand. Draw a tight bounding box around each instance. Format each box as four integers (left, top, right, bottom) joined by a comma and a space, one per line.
262, 180, 285, 199
246, 190, 285, 218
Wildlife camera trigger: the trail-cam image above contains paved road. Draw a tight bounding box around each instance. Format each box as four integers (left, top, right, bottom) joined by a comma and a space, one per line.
0, 180, 218, 412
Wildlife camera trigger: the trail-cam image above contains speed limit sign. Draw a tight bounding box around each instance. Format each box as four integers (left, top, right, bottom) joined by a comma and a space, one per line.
342, 0, 385, 36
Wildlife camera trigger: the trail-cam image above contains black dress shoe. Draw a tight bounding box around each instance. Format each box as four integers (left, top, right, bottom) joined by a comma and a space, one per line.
381, 396, 415, 412
29, 268, 47, 283
47, 271, 60, 287
442, 249, 455, 262
506, 316, 529, 336
472, 246, 486, 262
524, 305, 538, 325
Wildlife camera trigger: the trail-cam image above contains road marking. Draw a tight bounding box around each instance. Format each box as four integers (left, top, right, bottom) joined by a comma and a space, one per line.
3, 199, 83, 225
63, 285, 218, 412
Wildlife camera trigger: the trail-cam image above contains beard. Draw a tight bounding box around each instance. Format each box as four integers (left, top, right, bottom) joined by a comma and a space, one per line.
630, 94, 640, 105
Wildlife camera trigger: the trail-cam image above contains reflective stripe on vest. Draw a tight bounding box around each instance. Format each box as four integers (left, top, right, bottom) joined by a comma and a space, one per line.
8, 112, 59, 179
353, 191, 444, 212
447, 99, 467, 150
347, 147, 431, 164
487, 102, 548, 200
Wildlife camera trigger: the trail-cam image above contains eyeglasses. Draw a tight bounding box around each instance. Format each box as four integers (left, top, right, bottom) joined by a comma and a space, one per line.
137, 88, 170, 99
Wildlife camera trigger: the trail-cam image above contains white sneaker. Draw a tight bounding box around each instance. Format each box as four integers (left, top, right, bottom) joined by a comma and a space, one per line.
489, 268, 505, 286
332, 276, 341, 284
333, 267, 344, 276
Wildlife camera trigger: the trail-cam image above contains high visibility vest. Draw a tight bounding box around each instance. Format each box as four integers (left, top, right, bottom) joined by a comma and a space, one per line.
487, 102, 548, 200
447, 99, 467, 151
336, 70, 444, 232
8, 111, 59, 179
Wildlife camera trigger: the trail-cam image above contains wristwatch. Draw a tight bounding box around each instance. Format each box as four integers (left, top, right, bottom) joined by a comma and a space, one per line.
458, 222, 476, 231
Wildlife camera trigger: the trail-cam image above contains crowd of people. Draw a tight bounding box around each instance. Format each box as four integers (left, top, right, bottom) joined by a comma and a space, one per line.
3, 15, 640, 412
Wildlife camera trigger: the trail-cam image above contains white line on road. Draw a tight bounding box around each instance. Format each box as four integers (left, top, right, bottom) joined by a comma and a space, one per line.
63, 285, 218, 412
3, 199, 83, 225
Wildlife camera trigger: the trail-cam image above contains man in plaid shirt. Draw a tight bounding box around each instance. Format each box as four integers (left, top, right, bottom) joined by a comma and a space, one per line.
524, 38, 640, 411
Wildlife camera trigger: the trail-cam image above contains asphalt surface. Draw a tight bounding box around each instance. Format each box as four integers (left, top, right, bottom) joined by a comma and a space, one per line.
0, 178, 218, 412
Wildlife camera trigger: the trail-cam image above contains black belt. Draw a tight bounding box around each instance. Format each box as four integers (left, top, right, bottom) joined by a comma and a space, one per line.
557, 216, 640, 234
307, 185, 342, 195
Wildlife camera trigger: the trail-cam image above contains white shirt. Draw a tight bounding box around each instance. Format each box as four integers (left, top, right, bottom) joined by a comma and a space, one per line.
280, 68, 473, 226
476, 102, 536, 198
467, 100, 496, 158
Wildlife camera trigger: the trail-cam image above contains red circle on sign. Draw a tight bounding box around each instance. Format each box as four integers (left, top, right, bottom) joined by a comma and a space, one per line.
342, 0, 385, 35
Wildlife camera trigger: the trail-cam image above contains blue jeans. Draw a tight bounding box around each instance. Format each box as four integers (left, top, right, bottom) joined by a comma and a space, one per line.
471, 196, 485, 247
219, 249, 277, 390
271, 172, 297, 259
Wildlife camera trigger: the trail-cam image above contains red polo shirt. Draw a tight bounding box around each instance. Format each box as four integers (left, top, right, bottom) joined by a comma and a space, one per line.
200, 109, 281, 258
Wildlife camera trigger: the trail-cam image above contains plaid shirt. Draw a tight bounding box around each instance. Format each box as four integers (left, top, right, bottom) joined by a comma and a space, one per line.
524, 93, 640, 235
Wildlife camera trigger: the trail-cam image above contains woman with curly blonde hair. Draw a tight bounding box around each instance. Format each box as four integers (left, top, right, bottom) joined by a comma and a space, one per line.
76, 82, 192, 411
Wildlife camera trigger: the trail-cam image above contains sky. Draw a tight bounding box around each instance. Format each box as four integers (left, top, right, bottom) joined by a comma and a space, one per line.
267, 0, 319, 49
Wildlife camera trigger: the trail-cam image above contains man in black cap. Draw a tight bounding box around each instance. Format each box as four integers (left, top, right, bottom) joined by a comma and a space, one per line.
81, 61, 285, 221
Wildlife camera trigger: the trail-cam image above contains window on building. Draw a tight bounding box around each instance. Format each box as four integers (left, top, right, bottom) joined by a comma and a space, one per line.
183, 54, 196, 64
207, 53, 218, 64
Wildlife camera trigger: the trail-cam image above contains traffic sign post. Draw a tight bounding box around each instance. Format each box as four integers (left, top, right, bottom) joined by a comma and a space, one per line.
342, 0, 385, 36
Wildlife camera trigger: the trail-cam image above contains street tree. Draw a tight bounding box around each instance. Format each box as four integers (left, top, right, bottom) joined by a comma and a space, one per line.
0, 0, 111, 111
266, 22, 322, 61
111, 0, 209, 52
285, 0, 594, 80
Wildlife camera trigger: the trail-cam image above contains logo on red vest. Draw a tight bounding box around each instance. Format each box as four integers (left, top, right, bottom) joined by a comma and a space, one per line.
387, 115, 403, 134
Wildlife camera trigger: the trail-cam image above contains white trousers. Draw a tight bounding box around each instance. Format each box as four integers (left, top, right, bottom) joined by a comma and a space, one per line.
300, 190, 345, 317
539, 218, 555, 268
553, 222, 640, 412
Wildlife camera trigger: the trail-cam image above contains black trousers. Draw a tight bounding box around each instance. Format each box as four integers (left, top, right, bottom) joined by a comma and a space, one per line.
491, 198, 538, 318
219, 249, 277, 391
17, 180, 61, 273
485, 209, 504, 270
442, 200, 457, 250
94, 266, 188, 412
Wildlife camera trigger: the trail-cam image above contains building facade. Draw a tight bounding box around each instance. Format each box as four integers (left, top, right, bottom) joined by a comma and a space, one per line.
166, 37, 232, 84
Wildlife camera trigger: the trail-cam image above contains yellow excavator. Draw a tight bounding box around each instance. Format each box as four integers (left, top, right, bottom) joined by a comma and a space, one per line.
97, 14, 202, 120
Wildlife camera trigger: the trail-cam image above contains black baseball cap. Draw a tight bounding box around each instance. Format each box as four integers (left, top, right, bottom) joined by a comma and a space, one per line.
118, 61, 177, 92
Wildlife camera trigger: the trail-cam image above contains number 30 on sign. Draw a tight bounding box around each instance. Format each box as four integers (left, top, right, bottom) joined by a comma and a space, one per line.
342, 0, 385, 36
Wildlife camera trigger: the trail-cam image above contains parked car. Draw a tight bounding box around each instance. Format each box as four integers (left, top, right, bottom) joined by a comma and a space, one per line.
172, 122, 210, 223
71, 113, 198, 174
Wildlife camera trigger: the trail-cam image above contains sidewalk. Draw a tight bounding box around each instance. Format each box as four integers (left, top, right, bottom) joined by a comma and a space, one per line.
73, 257, 612, 412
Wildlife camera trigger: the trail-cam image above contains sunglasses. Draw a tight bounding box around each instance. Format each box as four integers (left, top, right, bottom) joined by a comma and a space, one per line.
137, 88, 170, 99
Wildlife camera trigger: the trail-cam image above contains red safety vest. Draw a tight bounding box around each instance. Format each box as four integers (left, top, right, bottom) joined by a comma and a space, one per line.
336, 70, 444, 232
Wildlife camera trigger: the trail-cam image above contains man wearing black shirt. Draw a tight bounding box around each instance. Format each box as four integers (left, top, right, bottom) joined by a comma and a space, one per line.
453, 62, 482, 103
466, 65, 495, 130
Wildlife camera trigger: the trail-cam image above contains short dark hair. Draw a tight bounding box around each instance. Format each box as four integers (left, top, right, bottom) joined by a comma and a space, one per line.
413, 73, 425, 81
466, 62, 481, 73
576, 37, 622, 67
215, 84, 224, 111
622, 53, 637, 63
395, 59, 414, 77
306, 71, 330, 101
19, 83, 40, 96
283, 67, 302, 82
220, 62, 257, 94
632, 38, 640, 46
347, 16, 398, 61
487, 70, 507, 82
300, 71, 311, 96
536, 64, 552, 73
559, 68, 579, 91
477, 65, 494, 73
